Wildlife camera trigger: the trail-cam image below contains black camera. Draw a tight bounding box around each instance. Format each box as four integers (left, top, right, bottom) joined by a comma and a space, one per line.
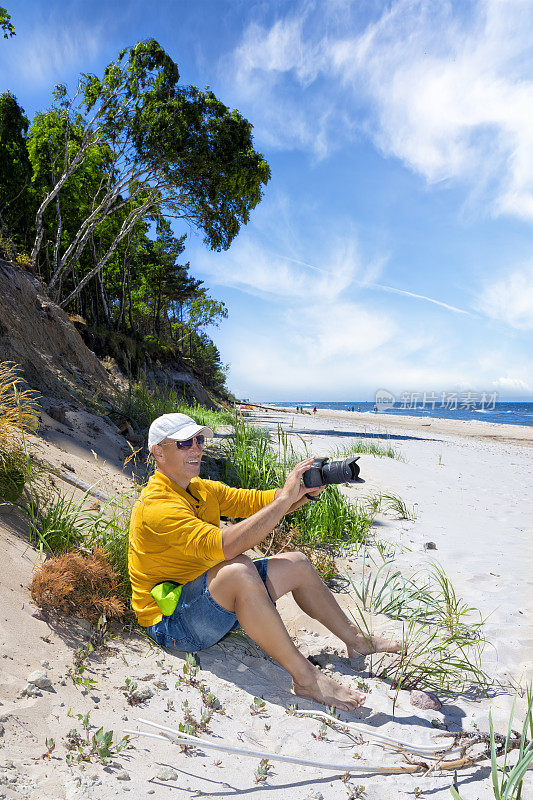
302, 456, 361, 488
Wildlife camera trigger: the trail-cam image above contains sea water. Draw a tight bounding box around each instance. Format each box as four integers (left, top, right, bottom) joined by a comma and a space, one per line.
266, 401, 533, 428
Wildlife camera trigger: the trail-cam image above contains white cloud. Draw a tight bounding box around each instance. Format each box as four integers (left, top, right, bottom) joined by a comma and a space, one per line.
194, 199, 367, 303
225, 0, 533, 219
225, 318, 533, 400
0, 13, 106, 88
223, 13, 343, 158
369, 283, 475, 316
334, 0, 533, 220
285, 300, 398, 361
476, 264, 533, 330
494, 376, 531, 392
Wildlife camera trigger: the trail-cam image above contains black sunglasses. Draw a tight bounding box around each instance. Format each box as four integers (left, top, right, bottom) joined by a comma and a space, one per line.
175, 435, 206, 450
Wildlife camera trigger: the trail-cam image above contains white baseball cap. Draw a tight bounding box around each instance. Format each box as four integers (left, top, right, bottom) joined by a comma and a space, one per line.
148, 413, 214, 451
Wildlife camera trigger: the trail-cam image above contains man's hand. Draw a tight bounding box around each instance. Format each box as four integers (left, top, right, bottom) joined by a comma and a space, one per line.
278, 457, 318, 506
221, 457, 325, 560
305, 485, 326, 499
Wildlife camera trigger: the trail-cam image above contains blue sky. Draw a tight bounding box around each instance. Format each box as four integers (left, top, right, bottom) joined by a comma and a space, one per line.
2, 0, 533, 401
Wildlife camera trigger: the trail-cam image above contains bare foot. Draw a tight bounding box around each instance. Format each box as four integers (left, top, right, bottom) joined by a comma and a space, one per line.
293, 666, 365, 711
346, 633, 402, 658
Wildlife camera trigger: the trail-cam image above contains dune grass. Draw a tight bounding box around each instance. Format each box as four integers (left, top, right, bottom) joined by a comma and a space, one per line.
291, 485, 373, 547
346, 557, 488, 694
216, 416, 283, 490
380, 492, 418, 520
330, 439, 403, 461
0, 361, 40, 503
114, 379, 234, 432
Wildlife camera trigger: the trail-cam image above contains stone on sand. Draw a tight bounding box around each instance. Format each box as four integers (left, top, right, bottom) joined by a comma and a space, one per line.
410, 689, 442, 710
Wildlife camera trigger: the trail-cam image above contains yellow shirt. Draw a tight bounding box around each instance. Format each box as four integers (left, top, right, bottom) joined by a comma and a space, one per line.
128, 470, 276, 626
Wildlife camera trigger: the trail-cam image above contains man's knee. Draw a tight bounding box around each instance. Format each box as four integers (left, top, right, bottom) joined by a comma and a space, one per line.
283, 551, 314, 572
225, 554, 256, 573
210, 554, 262, 588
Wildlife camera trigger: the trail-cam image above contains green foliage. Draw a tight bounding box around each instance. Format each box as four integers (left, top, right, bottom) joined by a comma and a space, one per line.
27, 107, 114, 282
31, 38, 269, 307
0, 6, 14, 38
114, 381, 233, 432
292, 485, 372, 547
0, 93, 32, 250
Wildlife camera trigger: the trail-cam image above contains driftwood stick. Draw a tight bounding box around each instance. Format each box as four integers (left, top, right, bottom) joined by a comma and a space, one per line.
126, 720, 521, 776
125, 721, 427, 774
293, 709, 463, 756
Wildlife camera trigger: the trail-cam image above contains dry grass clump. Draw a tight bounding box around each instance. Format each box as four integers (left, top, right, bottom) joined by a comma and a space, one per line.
256, 527, 338, 583
0, 361, 40, 436
31, 548, 126, 623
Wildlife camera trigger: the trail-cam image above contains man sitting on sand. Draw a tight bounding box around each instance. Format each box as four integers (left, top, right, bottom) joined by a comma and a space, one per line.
129, 413, 400, 711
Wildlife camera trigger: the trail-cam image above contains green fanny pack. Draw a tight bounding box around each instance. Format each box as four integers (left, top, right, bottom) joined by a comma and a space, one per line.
150, 581, 182, 616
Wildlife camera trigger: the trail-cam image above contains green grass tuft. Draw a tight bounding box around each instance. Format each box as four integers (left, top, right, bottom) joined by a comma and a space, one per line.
346, 557, 488, 694
331, 439, 403, 461
114, 380, 234, 433
291, 485, 372, 547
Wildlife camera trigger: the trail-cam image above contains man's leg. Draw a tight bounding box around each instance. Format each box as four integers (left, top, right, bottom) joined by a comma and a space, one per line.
206, 555, 365, 711
264, 552, 401, 657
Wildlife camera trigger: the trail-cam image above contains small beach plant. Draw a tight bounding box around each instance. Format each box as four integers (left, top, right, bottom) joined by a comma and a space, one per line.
65, 709, 129, 765
67, 642, 97, 691
346, 560, 488, 694
41, 737, 55, 760
450, 686, 533, 799
380, 492, 418, 520
254, 758, 272, 783
250, 696, 267, 715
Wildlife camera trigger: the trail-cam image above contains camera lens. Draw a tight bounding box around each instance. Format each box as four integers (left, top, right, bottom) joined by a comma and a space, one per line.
302, 456, 360, 488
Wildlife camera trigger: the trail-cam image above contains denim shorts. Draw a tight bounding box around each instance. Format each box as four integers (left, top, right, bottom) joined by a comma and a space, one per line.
145, 557, 272, 653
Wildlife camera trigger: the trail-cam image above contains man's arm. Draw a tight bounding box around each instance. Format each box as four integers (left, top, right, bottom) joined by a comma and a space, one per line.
221, 457, 321, 560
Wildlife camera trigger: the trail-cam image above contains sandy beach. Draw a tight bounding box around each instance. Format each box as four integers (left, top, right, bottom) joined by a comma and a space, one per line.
0, 404, 532, 799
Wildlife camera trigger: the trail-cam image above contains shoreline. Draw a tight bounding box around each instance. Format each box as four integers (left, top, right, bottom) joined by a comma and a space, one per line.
254, 403, 533, 446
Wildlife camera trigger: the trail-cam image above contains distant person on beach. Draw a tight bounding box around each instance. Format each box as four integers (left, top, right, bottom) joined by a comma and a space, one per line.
313, 406, 317, 414
129, 413, 400, 711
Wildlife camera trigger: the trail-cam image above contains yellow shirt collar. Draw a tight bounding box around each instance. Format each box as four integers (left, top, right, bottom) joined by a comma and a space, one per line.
153, 470, 207, 503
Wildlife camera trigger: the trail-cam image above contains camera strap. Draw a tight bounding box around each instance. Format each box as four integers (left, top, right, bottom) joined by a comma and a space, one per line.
305, 492, 321, 501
